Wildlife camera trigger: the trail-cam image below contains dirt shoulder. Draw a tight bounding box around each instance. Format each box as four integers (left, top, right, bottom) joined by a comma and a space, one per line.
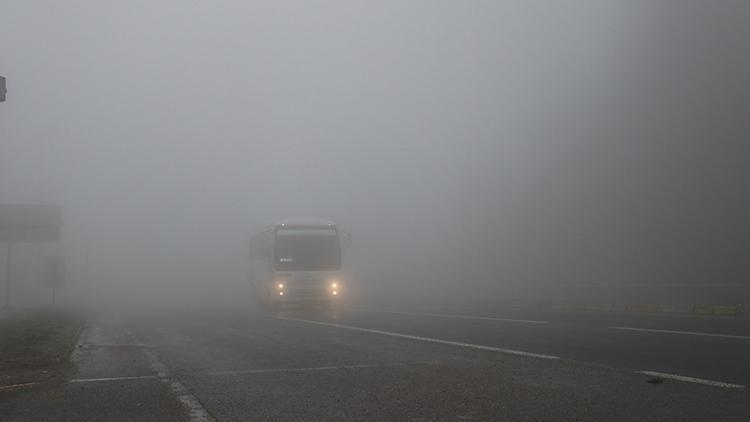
0, 308, 85, 386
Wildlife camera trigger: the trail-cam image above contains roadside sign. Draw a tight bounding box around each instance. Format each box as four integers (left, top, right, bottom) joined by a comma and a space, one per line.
0, 204, 62, 242
0, 76, 5, 102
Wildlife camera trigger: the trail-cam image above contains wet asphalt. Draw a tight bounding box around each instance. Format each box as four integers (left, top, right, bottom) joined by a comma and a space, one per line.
2, 305, 750, 421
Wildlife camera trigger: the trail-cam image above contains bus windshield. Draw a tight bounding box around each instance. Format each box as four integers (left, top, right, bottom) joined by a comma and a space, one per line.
274, 228, 341, 271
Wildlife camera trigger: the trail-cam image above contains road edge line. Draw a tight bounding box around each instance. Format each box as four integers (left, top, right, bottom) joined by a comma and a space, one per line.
610, 326, 750, 340
352, 309, 549, 324
69, 375, 159, 383
637, 371, 745, 388
123, 327, 214, 422
0, 382, 42, 392
253, 313, 559, 360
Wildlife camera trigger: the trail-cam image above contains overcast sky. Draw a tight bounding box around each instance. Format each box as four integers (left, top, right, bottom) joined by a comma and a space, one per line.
1, 1, 749, 307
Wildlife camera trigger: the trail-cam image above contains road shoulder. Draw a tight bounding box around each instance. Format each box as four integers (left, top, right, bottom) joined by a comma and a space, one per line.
0, 313, 190, 421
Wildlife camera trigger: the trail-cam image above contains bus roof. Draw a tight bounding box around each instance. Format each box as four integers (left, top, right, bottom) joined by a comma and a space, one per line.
275, 217, 336, 227
250, 218, 337, 236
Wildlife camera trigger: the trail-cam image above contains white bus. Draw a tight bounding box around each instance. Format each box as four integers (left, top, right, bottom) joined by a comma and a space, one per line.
250, 218, 349, 309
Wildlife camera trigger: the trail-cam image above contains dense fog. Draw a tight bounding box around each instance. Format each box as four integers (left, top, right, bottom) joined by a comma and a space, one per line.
1, 1, 749, 309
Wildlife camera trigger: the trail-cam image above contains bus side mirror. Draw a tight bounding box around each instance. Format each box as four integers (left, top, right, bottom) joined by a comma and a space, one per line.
342, 232, 352, 248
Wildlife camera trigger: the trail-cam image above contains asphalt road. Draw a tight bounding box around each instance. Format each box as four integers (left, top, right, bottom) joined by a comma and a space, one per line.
2, 305, 750, 421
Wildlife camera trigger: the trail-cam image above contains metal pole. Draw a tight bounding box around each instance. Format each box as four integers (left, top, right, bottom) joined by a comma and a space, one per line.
4, 240, 11, 309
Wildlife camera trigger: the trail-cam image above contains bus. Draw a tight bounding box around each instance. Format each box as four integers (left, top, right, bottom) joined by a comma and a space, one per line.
250, 218, 349, 309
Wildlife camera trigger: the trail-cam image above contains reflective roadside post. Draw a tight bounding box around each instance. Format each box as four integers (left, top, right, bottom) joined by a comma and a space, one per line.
4, 231, 10, 308
44, 256, 66, 305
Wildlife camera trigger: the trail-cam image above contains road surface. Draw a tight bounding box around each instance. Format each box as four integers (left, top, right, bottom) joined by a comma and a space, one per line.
2, 305, 750, 420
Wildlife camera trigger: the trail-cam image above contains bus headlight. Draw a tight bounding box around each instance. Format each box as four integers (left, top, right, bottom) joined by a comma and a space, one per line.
329, 280, 339, 296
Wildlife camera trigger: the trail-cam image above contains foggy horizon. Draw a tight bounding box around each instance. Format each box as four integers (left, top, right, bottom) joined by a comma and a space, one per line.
2, 0, 749, 309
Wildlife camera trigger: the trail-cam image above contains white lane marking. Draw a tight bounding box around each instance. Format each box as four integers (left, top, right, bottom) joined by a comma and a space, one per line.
124, 327, 214, 422
0, 382, 41, 391
638, 371, 745, 388
78, 343, 149, 348
354, 309, 549, 324
69, 375, 158, 383
253, 313, 559, 360
206, 362, 416, 376
611, 326, 750, 340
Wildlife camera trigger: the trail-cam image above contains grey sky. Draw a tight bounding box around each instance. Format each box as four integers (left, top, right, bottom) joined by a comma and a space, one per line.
1, 1, 749, 306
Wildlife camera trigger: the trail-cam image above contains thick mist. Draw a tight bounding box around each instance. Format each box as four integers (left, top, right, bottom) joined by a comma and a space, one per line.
1, 1, 749, 309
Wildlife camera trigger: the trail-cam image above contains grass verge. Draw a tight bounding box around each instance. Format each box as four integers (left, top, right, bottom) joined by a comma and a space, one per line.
0, 308, 85, 385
